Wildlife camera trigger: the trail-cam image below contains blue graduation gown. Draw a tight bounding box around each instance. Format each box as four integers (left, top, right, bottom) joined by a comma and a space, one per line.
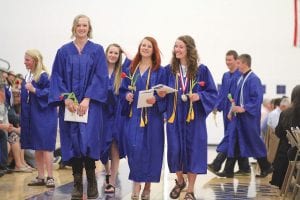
215, 69, 241, 153
100, 73, 126, 164
227, 72, 267, 158
119, 66, 166, 182
48, 41, 108, 161
165, 64, 218, 174
20, 72, 57, 151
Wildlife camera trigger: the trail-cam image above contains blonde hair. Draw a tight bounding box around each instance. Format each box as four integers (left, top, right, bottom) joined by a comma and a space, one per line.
71, 14, 93, 39
106, 44, 123, 94
25, 49, 49, 82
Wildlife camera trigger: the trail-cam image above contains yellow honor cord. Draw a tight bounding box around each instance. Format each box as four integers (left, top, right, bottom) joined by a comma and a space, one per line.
168, 74, 178, 123
140, 66, 151, 127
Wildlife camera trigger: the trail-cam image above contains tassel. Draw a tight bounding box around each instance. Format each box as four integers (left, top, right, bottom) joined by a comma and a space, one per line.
168, 111, 175, 123
140, 117, 145, 127
186, 113, 191, 123
190, 107, 194, 120
129, 107, 132, 117
145, 114, 148, 125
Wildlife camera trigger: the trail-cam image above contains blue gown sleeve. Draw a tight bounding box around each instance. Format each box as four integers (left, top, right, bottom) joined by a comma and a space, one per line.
119, 68, 131, 115
196, 65, 218, 116
34, 72, 51, 109
153, 67, 167, 114
48, 49, 68, 106
243, 76, 263, 116
215, 74, 227, 111
85, 45, 108, 103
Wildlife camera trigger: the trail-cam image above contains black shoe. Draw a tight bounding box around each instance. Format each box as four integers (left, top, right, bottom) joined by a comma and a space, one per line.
0, 167, 13, 174
216, 171, 234, 178
234, 169, 251, 176
207, 164, 218, 175
256, 167, 273, 178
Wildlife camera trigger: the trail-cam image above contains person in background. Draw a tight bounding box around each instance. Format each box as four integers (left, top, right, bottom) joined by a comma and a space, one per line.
100, 43, 126, 194
208, 50, 250, 176
164, 35, 217, 200
218, 54, 272, 178
48, 14, 108, 199
270, 85, 300, 189
120, 36, 166, 200
20, 49, 58, 187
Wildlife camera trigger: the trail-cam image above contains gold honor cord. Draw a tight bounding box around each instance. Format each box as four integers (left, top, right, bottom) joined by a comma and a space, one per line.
128, 66, 139, 117
140, 66, 152, 127
186, 79, 195, 123
167, 74, 178, 123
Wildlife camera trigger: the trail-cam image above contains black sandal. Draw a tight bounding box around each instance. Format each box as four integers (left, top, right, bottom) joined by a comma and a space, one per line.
169, 179, 186, 199
105, 174, 110, 185
104, 184, 115, 194
184, 192, 196, 200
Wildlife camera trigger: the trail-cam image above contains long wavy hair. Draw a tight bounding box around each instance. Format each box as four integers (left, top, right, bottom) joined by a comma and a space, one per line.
130, 36, 161, 74
281, 85, 300, 127
25, 49, 49, 82
106, 43, 123, 95
170, 35, 199, 79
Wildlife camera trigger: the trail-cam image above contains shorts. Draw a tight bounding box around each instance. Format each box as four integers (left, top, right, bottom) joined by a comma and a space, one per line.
8, 132, 19, 144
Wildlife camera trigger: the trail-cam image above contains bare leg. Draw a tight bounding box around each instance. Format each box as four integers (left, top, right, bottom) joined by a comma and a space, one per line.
11, 142, 24, 169
142, 182, 151, 195
44, 151, 53, 178
187, 173, 197, 193
35, 150, 45, 179
132, 181, 141, 196
176, 171, 185, 184
109, 140, 120, 186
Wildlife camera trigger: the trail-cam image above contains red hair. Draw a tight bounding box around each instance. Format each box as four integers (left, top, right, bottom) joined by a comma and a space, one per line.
130, 36, 161, 74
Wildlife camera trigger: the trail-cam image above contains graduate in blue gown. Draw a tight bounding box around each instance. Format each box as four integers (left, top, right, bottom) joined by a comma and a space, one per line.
48, 15, 107, 199
165, 35, 217, 200
119, 37, 165, 200
208, 50, 250, 175
223, 54, 272, 178
100, 43, 127, 194
20, 49, 58, 187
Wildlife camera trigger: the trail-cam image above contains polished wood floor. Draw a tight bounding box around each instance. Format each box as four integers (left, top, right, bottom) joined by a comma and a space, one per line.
0, 147, 289, 200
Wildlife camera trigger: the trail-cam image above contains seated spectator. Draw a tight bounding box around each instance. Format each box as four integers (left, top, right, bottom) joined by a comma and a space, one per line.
270, 85, 300, 188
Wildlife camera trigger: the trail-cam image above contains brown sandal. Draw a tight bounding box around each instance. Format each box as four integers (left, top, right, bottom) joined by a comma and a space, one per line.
184, 192, 196, 200
169, 179, 186, 199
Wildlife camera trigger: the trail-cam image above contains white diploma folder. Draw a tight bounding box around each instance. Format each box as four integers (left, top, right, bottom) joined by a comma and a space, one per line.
137, 89, 154, 108
64, 108, 88, 123
152, 84, 177, 94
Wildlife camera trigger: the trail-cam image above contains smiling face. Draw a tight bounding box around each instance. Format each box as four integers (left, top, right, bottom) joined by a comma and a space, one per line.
74, 17, 90, 39
106, 45, 120, 65
139, 39, 153, 58
226, 55, 236, 71
174, 39, 187, 62
24, 54, 35, 71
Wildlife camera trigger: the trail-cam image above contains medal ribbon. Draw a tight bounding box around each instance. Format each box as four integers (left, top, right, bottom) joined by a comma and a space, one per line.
179, 65, 188, 94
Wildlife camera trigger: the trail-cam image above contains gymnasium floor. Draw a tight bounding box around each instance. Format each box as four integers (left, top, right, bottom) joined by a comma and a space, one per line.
0, 146, 287, 200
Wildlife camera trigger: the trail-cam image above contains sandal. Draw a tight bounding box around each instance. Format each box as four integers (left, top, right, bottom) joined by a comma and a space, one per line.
46, 177, 55, 188
131, 194, 139, 200
141, 190, 150, 200
184, 192, 196, 200
28, 177, 45, 186
105, 174, 111, 185
169, 179, 186, 199
104, 184, 115, 194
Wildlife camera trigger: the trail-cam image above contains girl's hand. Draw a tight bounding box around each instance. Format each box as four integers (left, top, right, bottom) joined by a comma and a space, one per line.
188, 93, 200, 102
126, 92, 134, 103
78, 98, 90, 116
146, 96, 156, 105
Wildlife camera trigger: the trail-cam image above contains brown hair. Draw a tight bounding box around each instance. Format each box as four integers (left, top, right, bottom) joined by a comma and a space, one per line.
170, 35, 199, 79
130, 36, 161, 74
